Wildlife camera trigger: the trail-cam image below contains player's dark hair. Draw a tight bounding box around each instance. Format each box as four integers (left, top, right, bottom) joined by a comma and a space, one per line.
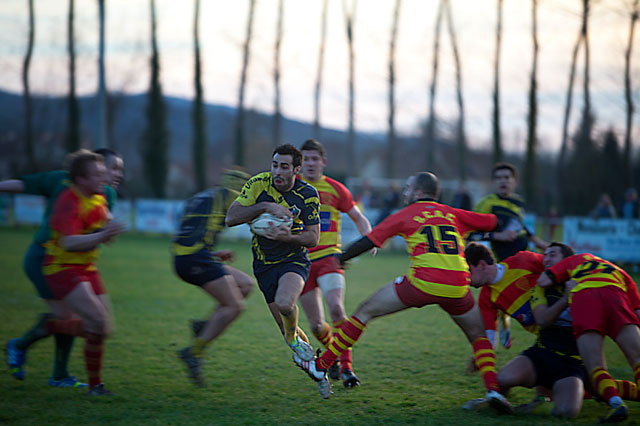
492, 162, 518, 180
465, 242, 496, 266
300, 139, 326, 159
548, 242, 574, 258
273, 144, 303, 168
414, 172, 439, 199
93, 148, 121, 162
67, 149, 104, 183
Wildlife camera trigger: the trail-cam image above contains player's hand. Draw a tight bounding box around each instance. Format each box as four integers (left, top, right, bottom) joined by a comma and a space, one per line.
370, 247, 377, 257
493, 230, 517, 242
564, 279, 577, 293
263, 221, 292, 241
264, 203, 293, 220
102, 220, 126, 244
538, 272, 553, 288
214, 249, 235, 262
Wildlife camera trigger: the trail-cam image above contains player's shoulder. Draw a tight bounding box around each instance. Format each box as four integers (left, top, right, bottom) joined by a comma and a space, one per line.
294, 178, 319, 199
245, 172, 271, 187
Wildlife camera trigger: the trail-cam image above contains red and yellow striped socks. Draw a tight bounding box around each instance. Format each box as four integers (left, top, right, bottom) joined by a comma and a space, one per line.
471, 336, 499, 392
313, 321, 333, 348
85, 333, 105, 389
592, 367, 621, 404
317, 316, 365, 371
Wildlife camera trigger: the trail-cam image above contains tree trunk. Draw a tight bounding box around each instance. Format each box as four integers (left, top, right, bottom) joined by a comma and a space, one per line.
557, 31, 582, 205
97, 0, 107, 148
582, 0, 592, 147
273, 0, 284, 148
67, 0, 80, 153
142, 0, 169, 198
23, 0, 35, 171
623, 0, 638, 187
193, 0, 207, 191
425, 0, 444, 171
524, 0, 539, 208
343, 0, 358, 178
313, 0, 328, 140
445, 0, 467, 181
234, 0, 256, 166
386, 0, 401, 178
492, 0, 503, 164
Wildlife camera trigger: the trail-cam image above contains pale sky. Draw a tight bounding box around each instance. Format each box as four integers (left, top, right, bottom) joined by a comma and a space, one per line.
0, 0, 638, 154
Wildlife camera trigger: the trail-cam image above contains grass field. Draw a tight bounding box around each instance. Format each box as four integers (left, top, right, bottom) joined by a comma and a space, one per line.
0, 226, 638, 425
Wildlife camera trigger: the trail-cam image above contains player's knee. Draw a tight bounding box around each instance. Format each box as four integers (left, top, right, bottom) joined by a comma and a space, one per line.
85, 314, 110, 336
237, 277, 254, 298
276, 300, 295, 315
553, 404, 579, 419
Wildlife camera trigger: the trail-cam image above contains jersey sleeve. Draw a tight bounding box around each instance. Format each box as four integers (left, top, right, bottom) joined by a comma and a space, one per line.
529, 285, 547, 310
547, 255, 585, 283
335, 181, 356, 213
478, 288, 498, 331
302, 187, 320, 226
21, 170, 67, 197
367, 209, 407, 247
50, 192, 82, 236
235, 177, 260, 206
455, 209, 498, 235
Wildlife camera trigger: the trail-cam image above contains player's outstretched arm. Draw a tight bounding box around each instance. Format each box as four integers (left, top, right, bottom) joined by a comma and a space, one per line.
0, 179, 25, 193
339, 236, 376, 266
347, 205, 377, 256
60, 221, 126, 251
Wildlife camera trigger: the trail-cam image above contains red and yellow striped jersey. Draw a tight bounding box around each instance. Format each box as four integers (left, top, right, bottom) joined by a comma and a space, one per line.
478, 251, 544, 333
368, 199, 497, 298
547, 253, 640, 308
43, 186, 109, 274
301, 174, 355, 261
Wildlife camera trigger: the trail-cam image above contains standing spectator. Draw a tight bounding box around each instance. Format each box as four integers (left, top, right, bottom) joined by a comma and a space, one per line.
620, 188, 639, 219
451, 181, 472, 210
375, 181, 400, 225
590, 193, 617, 219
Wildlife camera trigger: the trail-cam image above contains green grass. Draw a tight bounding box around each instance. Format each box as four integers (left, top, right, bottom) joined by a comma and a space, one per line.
0, 226, 638, 425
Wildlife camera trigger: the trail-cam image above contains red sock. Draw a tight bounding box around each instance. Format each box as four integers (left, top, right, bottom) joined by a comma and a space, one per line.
472, 336, 499, 392
592, 367, 620, 404
317, 316, 365, 371
85, 333, 105, 388
48, 319, 85, 337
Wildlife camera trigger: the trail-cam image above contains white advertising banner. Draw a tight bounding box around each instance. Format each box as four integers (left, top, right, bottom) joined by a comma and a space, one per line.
14, 194, 45, 225
135, 199, 185, 234
563, 217, 640, 262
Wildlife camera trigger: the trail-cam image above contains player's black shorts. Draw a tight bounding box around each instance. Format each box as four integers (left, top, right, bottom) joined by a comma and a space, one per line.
174, 251, 229, 287
522, 345, 586, 389
253, 256, 310, 304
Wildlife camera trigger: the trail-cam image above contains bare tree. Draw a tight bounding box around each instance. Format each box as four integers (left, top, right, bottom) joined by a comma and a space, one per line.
425, 0, 444, 170
313, 0, 328, 139
342, 0, 358, 178
386, 0, 401, 178
557, 31, 582, 195
193, 0, 206, 191
234, 0, 256, 166
623, 0, 639, 187
66, 0, 80, 153
523, 0, 539, 206
492, 0, 503, 164
23, 0, 35, 171
273, 0, 284, 148
444, 0, 467, 181
97, 0, 107, 148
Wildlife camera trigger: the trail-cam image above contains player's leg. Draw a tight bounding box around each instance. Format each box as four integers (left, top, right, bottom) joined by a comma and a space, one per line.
613, 322, 640, 388
226, 266, 254, 299
497, 355, 536, 394
62, 281, 111, 394
450, 297, 511, 414
275, 271, 315, 360
551, 377, 583, 419
318, 272, 358, 387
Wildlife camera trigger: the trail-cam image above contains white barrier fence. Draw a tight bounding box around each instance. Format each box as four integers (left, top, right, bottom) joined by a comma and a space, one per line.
2, 194, 639, 262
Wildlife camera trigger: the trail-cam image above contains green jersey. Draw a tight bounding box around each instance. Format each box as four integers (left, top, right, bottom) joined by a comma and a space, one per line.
20, 170, 116, 245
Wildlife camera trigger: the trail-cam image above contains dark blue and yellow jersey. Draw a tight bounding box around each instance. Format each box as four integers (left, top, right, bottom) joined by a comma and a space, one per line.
530, 284, 579, 359
473, 193, 531, 262
236, 172, 320, 265
172, 187, 238, 256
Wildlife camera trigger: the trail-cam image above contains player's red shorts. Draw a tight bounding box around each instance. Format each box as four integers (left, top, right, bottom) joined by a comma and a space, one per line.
571, 285, 640, 339
45, 267, 106, 300
394, 275, 474, 316
301, 255, 344, 295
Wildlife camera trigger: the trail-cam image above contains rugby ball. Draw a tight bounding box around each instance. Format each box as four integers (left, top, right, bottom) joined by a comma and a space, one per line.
249, 212, 293, 237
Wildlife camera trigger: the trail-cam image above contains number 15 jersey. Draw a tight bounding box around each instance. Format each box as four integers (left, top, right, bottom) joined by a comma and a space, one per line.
367, 198, 497, 298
